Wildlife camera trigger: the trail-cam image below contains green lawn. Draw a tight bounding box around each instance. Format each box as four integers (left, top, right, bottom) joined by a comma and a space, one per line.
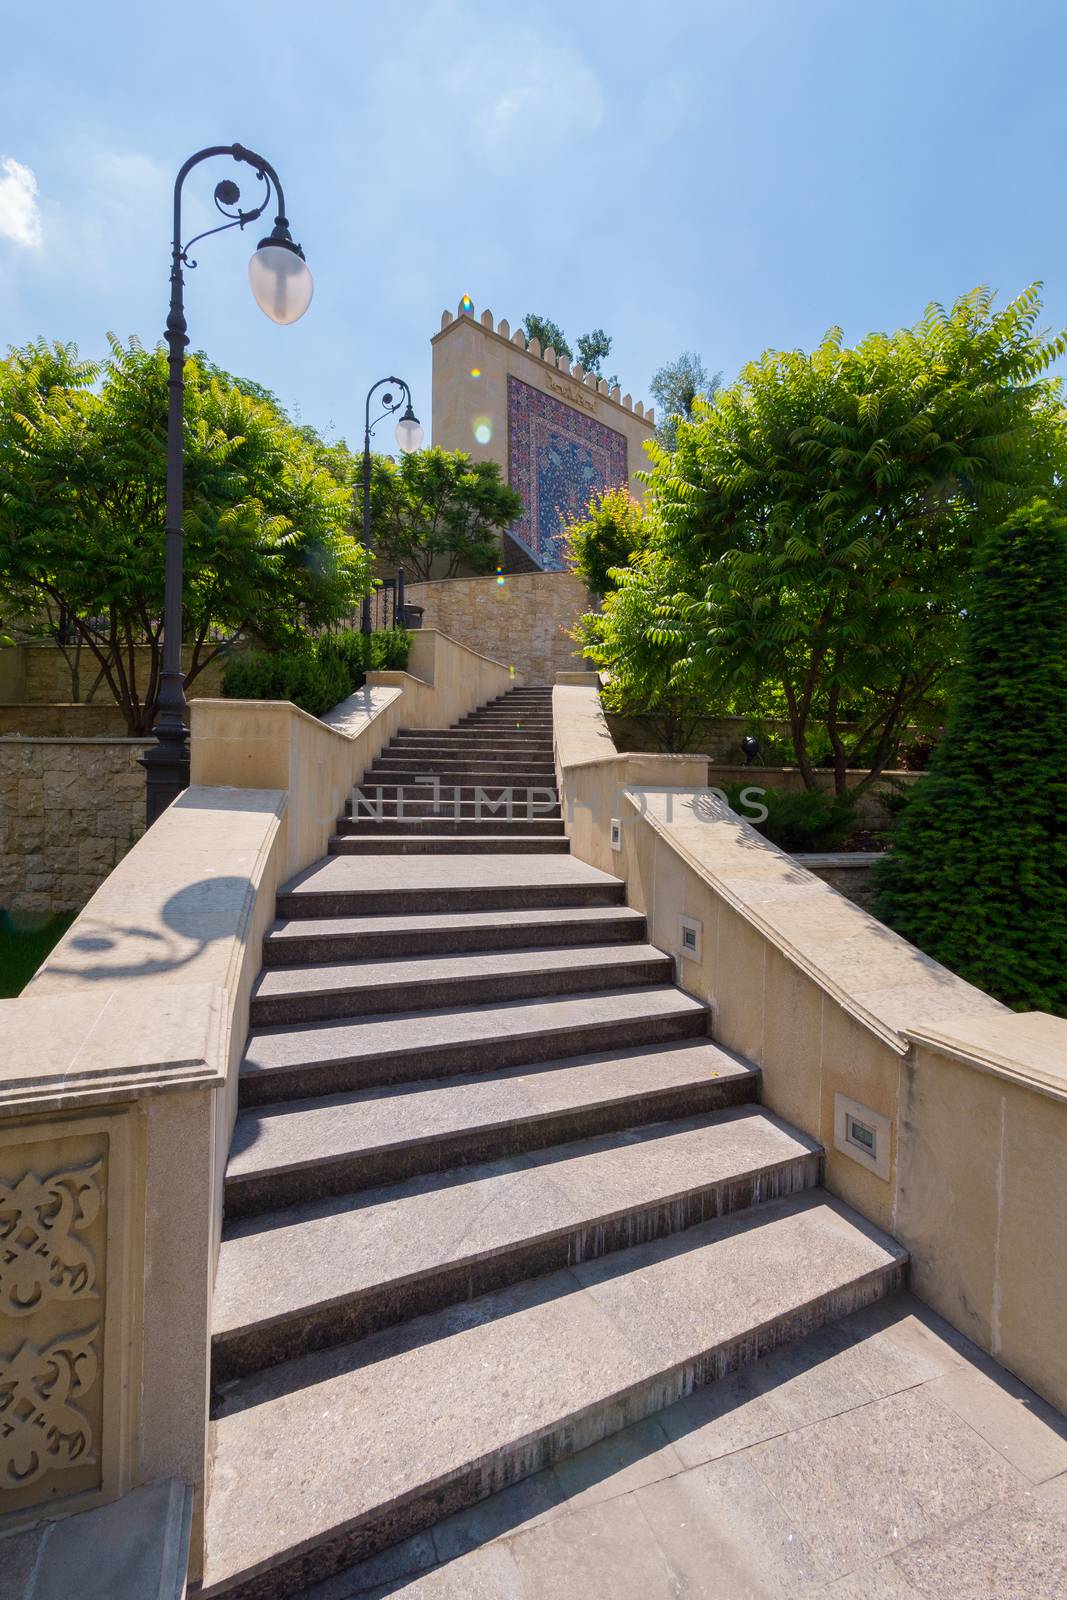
0, 911, 76, 997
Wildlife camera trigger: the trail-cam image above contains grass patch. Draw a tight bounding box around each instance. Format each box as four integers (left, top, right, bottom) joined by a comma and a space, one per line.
0, 910, 76, 998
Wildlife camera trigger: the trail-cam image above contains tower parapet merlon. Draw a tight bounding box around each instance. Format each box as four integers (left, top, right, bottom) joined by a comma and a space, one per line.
441, 296, 653, 421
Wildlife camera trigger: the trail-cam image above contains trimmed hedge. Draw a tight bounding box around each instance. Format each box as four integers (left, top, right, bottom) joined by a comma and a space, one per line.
874, 500, 1067, 1014
221, 628, 411, 718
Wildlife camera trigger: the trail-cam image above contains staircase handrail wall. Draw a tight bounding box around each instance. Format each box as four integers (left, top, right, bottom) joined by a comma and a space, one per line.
553, 677, 1067, 1418
0, 629, 515, 1576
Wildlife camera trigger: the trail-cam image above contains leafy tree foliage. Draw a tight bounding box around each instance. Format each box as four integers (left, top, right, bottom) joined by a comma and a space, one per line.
0, 336, 366, 733
650, 351, 722, 449
522, 316, 618, 386
573, 538, 716, 751
367, 446, 523, 581
564, 487, 650, 594
580, 287, 1067, 791
522, 314, 572, 360
874, 500, 1067, 1013
575, 328, 618, 389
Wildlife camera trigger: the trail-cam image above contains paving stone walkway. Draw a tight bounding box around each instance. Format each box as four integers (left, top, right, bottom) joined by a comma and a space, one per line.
300, 1293, 1067, 1600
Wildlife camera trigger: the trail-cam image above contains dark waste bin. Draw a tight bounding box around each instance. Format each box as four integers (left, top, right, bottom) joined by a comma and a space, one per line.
402, 604, 425, 628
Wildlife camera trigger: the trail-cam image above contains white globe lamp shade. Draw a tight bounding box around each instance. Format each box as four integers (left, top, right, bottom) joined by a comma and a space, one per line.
248, 239, 314, 326
394, 410, 424, 453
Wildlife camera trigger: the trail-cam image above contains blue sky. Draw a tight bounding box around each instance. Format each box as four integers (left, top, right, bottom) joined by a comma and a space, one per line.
4, 0, 1067, 447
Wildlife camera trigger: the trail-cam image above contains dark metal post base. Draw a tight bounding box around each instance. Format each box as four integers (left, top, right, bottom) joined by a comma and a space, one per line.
140, 729, 191, 828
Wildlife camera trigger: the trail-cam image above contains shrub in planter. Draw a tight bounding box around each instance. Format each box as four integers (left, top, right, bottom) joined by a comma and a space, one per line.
721, 782, 856, 853
221, 627, 412, 718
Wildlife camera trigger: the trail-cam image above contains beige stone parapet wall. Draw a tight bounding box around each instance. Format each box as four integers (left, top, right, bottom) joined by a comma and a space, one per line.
553, 679, 1067, 1416
405, 572, 591, 685
1, 786, 286, 1575
0, 629, 514, 1574
0, 737, 151, 913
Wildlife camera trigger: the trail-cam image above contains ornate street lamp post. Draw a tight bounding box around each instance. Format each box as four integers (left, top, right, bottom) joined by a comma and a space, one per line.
360, 378, 423, 636
141, 143, 313, 826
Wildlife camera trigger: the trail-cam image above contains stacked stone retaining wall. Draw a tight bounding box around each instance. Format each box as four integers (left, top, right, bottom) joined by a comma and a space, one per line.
0, 737, 151, 913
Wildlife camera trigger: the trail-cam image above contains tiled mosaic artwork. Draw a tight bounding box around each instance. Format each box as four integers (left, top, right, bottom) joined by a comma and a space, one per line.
507, 376, 629, 570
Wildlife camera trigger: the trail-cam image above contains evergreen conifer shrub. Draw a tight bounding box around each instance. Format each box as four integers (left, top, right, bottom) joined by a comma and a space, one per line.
874, 500, 1067, 1013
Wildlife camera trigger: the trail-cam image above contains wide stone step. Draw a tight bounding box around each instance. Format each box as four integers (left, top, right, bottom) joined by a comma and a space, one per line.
226, 1037, 756, 1214
239, 984, 710, 1104
262, 906, 647, 965
368, 763, 556, 782
349, 784, 559, 806
343, 798, 562, 819
460, 720, 556, 732
380, 744, 555, 761
202, 1192, 906, 1598
327, 834, 572, 856
213, 1107, 818, 1380
367, 772, 556, 792
384, 744, 555, 760
373, 750, 556, 767
250, 943, 674, 1027
276, 853, 623, 918
460, 717, 553, 729
391, 731, 554, 746
335, 815, 565, 837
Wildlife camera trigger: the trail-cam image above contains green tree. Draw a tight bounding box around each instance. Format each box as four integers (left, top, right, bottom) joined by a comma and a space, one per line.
874, 500, 1067, 1013
522, 316, 618, 385
522, 314, 572, 360
573, 541, 713, 752
0, 336, 366, 734
368, 446, 523, 581
575, 328, 618, 389
584, 287, 1066, 792
650, 351, 722, 449
564, 486, 650, 594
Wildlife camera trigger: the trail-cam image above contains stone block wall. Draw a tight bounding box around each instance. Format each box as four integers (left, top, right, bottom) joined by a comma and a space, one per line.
0, 703, 129, 737
0, 643, 235, 706
405, 571, 593, 685
0, 738, 150, 913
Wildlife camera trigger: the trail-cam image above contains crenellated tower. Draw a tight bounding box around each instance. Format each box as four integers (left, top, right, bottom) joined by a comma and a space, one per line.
431, 296, 655, 571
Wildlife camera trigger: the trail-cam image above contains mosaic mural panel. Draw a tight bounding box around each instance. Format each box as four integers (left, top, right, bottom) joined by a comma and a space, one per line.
507, 376, 628, 571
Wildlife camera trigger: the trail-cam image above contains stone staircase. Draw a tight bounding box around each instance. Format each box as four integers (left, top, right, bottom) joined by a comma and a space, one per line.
201, 686, 907, 1598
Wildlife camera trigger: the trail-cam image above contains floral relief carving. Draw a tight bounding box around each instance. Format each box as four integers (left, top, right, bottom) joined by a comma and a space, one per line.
0, 1160, 102, 1316
0, 1326, 99, 1489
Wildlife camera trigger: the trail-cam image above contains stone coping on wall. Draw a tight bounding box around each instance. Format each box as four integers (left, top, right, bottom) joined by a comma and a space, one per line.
0, 735, 152, 746
25, 784, 286, 1010
906, 1009, 1067, 1105
628, 788, 1004, 1056
0, 981, 226, 1117
793, 851, 886, 868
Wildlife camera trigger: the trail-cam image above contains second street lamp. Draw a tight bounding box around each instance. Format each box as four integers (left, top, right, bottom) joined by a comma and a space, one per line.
141, 142, 312, 826
361, 377, 423, 636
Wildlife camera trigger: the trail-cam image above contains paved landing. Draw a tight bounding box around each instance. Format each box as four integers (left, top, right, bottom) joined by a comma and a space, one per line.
296, 1293, 1067, 1600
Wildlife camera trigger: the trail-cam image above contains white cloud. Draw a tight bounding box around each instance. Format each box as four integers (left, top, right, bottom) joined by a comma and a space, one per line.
443, 33, 605, 154
0, 156, 42, 248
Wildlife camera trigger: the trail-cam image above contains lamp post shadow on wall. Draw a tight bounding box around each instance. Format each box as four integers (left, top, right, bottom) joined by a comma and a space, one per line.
140, 143, 313, 827
360, 379, 423, 636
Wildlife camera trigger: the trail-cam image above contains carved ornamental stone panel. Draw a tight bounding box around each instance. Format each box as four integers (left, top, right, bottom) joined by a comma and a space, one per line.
0, 1117, 132, 1524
